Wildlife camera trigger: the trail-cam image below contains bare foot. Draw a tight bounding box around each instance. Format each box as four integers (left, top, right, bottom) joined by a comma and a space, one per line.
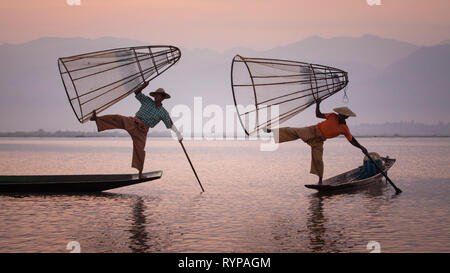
262, 126, 271, 133
90, 111, 97, 121
139, 173, 147, 179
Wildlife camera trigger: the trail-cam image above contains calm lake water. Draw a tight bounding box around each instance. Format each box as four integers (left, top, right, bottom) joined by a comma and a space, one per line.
0, 137, 449, 253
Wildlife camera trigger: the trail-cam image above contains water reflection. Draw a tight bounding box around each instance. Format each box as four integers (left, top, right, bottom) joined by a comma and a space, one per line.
128, 197, 149, 252
305, 184, 392, 253
306, 195, 327, 252
0, 138, 449, 252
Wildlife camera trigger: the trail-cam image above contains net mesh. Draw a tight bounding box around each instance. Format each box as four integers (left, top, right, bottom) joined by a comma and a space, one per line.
58, 46, 181, 123
231, 55, 348, 135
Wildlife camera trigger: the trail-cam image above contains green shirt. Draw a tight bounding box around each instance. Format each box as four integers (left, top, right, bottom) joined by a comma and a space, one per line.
135, 93, 173, 129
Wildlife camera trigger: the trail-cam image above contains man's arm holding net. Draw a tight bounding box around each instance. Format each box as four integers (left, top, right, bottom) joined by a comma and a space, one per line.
315, 98, 326, 119
134, 81, 149, 95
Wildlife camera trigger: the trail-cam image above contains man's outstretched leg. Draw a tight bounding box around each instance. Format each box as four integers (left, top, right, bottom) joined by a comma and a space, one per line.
91, 113, 149, 177
272, 126, 318, 144
93, 114, 130, 132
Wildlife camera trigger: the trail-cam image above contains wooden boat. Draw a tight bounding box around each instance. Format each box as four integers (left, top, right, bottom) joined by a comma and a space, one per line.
305, 157, 395, 192
0, 170, 162, 193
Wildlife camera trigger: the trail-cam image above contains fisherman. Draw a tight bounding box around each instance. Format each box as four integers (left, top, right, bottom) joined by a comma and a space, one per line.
90, 81, 183, 179
266, 98, 368, 184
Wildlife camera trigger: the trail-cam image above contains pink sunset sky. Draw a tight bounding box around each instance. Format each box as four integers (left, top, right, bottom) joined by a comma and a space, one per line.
1, 0, 449, 50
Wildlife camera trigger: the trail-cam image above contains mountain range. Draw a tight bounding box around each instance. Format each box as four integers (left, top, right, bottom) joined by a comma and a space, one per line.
0, 35, 449, 133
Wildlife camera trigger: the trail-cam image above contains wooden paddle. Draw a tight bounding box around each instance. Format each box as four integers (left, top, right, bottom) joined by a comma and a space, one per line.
179, 140, 205, 192
363, 150, 402, 194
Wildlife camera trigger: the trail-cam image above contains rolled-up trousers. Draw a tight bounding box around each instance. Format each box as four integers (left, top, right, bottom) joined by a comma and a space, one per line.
273, 125, 325, 177
95, 115, 149, 173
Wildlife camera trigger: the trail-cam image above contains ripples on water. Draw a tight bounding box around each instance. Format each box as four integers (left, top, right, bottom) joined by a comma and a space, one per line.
0, 137, 449, 252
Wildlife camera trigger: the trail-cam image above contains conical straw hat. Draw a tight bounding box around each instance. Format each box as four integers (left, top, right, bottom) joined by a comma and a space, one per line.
333, 107, 356, 117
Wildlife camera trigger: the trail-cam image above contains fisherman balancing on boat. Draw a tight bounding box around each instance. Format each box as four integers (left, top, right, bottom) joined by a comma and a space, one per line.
265, 98, 368, 185
90, 81, 183, 179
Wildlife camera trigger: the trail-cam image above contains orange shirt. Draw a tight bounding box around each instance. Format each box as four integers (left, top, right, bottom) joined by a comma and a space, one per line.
317, 113, 353, 141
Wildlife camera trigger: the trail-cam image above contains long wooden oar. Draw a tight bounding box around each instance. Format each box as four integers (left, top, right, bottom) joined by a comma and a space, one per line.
179, 140, 205, 192
363, 150, 402, 194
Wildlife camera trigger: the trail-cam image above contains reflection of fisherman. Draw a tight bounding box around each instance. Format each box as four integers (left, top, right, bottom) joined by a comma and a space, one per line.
266, 98, 368, 185
90, 82, 183, 179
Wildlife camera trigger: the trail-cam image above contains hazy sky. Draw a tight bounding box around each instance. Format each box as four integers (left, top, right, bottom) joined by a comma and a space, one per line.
0, 0, 449, 50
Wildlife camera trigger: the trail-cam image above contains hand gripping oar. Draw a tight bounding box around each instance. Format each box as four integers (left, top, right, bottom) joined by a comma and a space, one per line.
179, 140, 205, 192
363, 150, 402, 194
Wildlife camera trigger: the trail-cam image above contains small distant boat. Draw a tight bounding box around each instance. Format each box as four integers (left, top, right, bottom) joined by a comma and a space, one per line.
305, 157, 396, 193
0, 170, 162, 193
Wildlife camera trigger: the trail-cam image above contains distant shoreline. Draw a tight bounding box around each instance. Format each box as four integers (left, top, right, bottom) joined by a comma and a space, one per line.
2, 121, 450, 138
1, 129, 449, 138
0, 135, 448, 139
